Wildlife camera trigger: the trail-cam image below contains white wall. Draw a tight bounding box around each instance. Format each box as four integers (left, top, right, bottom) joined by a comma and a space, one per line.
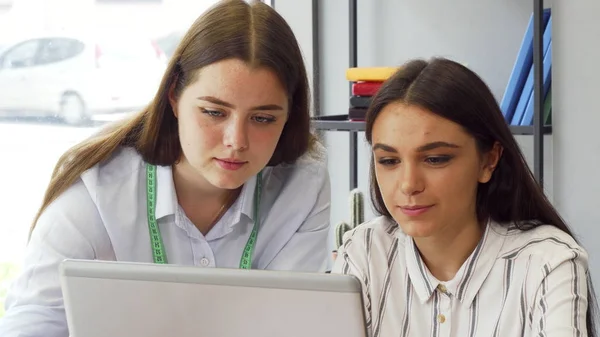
269, 0, 317, 114
552, 0, 600, 286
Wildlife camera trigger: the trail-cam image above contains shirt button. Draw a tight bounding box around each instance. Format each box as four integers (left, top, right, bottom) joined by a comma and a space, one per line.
437, 314, 446, 324
437, 284, 448, 294
200, 258, 210, 267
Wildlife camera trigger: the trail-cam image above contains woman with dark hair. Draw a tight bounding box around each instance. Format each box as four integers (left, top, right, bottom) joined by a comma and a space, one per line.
333, 57, 597, 337
0, 1, 331, 336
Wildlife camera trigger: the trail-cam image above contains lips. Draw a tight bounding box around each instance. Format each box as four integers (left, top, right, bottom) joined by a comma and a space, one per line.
215, 158, 248, 171
218, 158, 246, 164
401, 205, 431, 210
398, 205, 434, 216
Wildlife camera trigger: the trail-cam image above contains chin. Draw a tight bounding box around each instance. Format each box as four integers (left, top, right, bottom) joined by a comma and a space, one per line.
208, 169, 252, 189
209, 175, 246, 190
392, 217, 438, 239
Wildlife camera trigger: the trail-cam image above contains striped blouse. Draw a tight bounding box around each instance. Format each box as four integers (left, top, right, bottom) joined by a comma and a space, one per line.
331, 216, 590, 337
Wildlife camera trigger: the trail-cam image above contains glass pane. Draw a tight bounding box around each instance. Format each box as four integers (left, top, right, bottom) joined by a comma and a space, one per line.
1, 40, 39, 68
0, 0, 219, 318
37, 38, 85, 65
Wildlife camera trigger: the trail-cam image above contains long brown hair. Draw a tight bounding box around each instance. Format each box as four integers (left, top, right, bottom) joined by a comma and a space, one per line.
365, 57, 598, 336
30, 0, 315, 235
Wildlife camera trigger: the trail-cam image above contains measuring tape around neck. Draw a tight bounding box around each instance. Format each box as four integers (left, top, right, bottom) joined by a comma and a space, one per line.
145, 163, 262, 268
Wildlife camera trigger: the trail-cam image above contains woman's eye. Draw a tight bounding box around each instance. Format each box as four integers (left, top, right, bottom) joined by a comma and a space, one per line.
200, 108, 224, 117
253, 115, 276, 124
377, 158, 399, 166
425, 156, 452, 165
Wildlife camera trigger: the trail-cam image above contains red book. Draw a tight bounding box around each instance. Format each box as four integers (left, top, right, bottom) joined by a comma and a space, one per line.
352, 81, 383, 96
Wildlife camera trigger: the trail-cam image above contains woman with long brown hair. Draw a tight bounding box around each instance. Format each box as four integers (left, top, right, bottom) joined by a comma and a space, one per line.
333, 57, 597, 337
0, 1, 331, 336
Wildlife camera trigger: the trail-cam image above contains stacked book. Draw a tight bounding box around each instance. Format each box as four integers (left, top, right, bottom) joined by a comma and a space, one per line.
345, 67, 398, 121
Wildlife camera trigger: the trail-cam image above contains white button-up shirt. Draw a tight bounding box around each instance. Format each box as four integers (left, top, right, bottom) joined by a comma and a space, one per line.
332, 216, 589, 337
0, 146, 331, 337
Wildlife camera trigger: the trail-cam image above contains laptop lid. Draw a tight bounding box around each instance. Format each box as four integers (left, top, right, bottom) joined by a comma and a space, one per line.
59, 259, 368, 337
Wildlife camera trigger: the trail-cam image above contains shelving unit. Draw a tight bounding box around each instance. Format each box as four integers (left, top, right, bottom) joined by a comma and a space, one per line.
532, 0, 548, 187
312, 114, 553, 135
310, 0, 550, 191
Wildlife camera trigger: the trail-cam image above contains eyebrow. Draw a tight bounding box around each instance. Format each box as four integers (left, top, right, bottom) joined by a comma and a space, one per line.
197, 96, 284, 111
372, 141, 460, 153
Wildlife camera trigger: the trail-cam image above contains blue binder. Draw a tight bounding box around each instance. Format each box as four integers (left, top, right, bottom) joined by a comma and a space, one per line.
520, 42, 552, 126
499, 9, 551, 123
510, 15, 552, 126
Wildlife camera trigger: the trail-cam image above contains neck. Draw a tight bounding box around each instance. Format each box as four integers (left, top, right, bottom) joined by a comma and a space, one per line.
172, 160, 240, 235
413, 216, 483, 282
172, 160, 229, 202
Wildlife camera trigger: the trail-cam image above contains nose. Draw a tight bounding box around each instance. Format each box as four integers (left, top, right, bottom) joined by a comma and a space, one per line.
399, 164, 424, 196
223, 117, 249, 151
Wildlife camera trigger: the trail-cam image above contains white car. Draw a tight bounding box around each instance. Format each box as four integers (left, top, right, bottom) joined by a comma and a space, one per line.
0, 31, 167, 125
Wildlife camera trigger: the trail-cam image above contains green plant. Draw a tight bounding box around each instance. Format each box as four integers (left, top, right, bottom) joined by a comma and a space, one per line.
334, 188, 364, 249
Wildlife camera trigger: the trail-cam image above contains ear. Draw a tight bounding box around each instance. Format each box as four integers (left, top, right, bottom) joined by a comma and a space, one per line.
478, 141, 503, 184
168, 79, 178, 118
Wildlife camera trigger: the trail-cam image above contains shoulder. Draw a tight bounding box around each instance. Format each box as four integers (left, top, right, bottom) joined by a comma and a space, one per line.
333, 216, 402, 279
496, 222, 588, 271
39, 146, 144, 223
343, 216, 401, 243
36, 146, 144, 229
272, 141, 328, 174
32, 176, 113, 256
339, 216, 403, 261
268, 141, 329, 191
79, 146, 145, 194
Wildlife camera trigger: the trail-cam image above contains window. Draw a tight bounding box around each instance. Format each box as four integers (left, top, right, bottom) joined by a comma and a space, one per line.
0, 0, 12, 10
0, 40, 40, 69
37, 38, 85, 65
0, 0, 220, 318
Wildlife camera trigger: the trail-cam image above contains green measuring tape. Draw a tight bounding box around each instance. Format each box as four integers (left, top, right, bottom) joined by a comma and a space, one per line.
145, 164, 262, 269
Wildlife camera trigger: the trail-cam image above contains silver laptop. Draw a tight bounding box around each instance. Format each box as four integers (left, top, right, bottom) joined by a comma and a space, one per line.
59, 259, 368, 337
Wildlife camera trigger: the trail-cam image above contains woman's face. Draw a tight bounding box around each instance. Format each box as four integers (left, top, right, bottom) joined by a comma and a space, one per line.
170, 58, 288, 190
371, 102, 500, 239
